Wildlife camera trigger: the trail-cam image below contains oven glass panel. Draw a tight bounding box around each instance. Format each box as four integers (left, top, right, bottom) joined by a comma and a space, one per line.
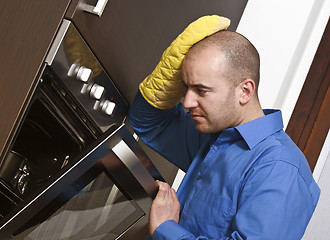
0, 83, 94, 219
14, 165, 145, 240
12, 98, 85, 195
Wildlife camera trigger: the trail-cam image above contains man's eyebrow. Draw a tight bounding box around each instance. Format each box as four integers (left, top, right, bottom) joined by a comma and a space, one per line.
188, 83, 212, 89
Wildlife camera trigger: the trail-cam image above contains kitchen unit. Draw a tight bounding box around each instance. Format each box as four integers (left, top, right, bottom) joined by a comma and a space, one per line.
0, 0, 247, 239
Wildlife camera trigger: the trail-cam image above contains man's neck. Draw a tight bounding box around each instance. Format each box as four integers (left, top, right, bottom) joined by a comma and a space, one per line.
239, 101, 265, 126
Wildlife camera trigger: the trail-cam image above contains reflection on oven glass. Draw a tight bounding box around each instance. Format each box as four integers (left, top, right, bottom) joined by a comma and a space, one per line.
14, 170, 144, 240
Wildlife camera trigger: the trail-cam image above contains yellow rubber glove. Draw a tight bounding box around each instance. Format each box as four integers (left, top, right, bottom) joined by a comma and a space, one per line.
139, 15, 230, 109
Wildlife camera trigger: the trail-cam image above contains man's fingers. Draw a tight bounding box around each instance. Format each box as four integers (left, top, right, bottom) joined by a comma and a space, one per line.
149, 181, 181, 237
169, 188, 180, 211
155, 181, 180, 211
155, 181, 170, 202
170, 187, 179, 201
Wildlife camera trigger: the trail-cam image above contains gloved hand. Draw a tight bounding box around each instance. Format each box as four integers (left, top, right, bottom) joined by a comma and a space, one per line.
139, 15, 230, 109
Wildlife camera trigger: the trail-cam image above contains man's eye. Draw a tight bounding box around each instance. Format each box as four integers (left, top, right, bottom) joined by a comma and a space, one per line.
197, 89, 208, 95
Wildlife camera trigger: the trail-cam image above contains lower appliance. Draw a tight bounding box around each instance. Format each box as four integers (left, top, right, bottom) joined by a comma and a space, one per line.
0, 19, 161, 239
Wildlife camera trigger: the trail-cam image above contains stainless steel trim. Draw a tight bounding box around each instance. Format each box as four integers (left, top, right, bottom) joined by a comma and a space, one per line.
83, 0, 109, 17
101, 125, 159, 198
45, 19, 70, 65
46, 19, 129, 133
112, 137, 158, 198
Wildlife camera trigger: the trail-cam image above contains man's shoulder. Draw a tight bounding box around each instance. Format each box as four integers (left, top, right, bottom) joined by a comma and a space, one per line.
253, 130, 307, 169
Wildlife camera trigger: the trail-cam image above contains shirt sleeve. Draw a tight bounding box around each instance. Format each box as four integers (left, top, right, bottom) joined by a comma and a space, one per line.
154, 221, 243, 240
153, 160, 319, 240
128, 90, 207, 172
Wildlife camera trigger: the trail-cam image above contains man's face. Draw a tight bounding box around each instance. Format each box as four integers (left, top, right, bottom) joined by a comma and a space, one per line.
182, 47, 241, 134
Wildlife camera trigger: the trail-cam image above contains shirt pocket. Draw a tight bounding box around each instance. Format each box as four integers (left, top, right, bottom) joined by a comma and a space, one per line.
180, 184, 233, 236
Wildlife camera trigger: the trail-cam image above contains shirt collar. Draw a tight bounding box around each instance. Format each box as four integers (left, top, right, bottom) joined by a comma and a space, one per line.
233, 109, 284, 150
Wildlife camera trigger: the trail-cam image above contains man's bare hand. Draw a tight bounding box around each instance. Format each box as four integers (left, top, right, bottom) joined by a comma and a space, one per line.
149, 181, 181, 237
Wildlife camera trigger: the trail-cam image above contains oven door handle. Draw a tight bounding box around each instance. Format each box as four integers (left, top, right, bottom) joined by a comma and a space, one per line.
83, 0, 109, 17
103, 125, 160, 199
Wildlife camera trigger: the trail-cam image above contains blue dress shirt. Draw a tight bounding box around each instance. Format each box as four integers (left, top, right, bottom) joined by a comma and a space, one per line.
128, 91, 320, 240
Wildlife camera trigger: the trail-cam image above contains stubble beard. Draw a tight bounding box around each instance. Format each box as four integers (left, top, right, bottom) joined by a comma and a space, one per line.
193, 97, 239, 134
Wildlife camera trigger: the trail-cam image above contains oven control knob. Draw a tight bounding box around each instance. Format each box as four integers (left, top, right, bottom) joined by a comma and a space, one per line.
101, 100, 116, 116
90, 84, 105, 100
76, 66, 92, 82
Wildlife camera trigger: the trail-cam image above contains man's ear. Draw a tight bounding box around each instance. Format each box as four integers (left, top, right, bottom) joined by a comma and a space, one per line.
239, 78, 255, 105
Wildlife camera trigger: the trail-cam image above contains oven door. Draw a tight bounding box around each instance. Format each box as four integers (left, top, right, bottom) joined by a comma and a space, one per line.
0, 125, 160, 240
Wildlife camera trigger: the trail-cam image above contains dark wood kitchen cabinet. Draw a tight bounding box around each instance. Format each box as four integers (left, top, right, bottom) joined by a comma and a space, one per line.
66, 0, 248, 104
0, 0, 71, 160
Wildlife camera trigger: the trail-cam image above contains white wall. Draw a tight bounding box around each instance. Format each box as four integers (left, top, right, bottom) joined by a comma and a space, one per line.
302, 130, 330, 239
236, 0, 329, 128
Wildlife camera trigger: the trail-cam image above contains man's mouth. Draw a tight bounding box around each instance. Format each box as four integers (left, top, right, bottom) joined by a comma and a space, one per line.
190, 112, 205, 121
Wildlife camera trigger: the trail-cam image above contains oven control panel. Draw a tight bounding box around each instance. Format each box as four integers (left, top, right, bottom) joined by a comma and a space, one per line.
46, 20, 129, 133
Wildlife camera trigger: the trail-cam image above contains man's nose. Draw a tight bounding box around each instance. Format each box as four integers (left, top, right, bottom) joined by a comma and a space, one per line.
183, 89, 198, 109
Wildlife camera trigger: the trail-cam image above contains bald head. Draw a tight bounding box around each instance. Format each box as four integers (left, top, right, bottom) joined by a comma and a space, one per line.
185, 30, 260, 94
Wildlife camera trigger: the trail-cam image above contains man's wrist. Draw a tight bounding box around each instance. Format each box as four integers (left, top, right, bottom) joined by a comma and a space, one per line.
153, 220, 192, 240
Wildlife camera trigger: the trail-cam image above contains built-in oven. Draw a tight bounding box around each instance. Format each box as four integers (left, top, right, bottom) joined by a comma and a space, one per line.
0, 19, 161, 239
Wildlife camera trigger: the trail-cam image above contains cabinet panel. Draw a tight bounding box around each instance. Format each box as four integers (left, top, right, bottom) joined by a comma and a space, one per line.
0, 0, 71, 159
69, 0, 248, 104
286, 19, 330, 171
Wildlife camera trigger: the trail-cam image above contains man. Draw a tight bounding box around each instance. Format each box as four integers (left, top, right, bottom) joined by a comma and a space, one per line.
128, 15, 320, 239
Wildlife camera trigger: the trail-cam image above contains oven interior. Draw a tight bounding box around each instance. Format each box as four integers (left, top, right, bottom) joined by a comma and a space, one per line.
0, 67, 99, 219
